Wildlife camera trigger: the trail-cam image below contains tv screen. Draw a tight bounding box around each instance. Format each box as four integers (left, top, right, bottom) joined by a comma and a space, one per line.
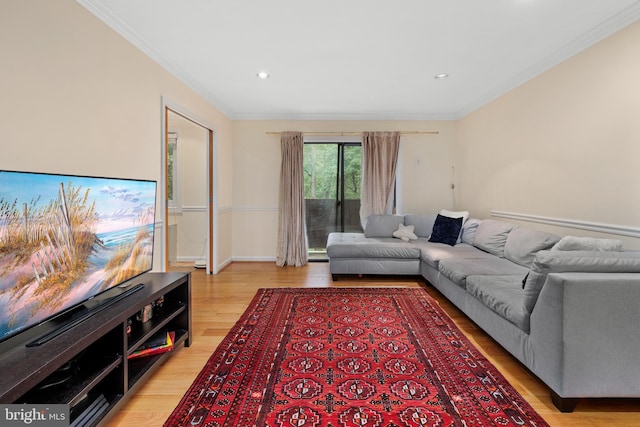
0, 170, 157, 345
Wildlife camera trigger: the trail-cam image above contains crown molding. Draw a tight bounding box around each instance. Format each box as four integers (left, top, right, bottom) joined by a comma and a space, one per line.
456, 1, 640, 119
78, 0, 640, 122
232, 111, 458, 121
77, 0, 235, 118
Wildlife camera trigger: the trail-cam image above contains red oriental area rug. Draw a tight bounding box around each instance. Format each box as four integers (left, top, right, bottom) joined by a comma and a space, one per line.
165, 288, 549, 427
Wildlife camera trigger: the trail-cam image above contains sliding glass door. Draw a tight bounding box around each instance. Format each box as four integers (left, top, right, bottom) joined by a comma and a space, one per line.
304, 142, 362, 259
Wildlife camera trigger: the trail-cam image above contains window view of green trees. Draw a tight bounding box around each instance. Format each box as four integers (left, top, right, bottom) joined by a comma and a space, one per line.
304, 142, 363, 255
303, 144, 361, 199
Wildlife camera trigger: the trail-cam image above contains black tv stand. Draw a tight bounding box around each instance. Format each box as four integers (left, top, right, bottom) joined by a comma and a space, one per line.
26, 283, 145, 347
0, 272, 191, 427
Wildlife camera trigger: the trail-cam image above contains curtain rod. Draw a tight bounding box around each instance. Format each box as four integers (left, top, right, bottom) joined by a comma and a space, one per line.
265, 131, 438, 136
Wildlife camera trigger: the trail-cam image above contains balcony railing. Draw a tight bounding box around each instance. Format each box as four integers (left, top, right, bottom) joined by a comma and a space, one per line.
305, 199, 362, 253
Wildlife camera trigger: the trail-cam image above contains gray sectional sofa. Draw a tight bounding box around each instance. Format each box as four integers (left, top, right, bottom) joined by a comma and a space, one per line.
326, 213, 640, 411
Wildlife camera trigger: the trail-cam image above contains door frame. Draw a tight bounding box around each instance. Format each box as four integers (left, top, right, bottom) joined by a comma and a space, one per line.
160, 97, 218, 274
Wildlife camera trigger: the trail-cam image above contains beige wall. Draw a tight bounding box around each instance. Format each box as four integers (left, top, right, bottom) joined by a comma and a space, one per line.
3, 0, 639, 265
231, 120, 456, 260
0, 0, 234, 270
456, 19, 640, 248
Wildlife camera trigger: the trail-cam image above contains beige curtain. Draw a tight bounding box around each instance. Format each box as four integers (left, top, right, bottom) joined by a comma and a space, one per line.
276, 131, 308, 267
359, 131, 400, 227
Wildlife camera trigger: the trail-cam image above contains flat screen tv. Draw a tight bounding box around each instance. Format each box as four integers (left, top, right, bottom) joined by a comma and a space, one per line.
0, 170, 157, 347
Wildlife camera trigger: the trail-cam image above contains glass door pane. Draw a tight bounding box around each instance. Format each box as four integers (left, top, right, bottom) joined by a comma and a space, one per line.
342, 144, 362, 233
304, 143, 362, 260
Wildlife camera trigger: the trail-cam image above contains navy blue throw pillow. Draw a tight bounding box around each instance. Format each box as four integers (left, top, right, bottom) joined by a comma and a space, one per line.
429, 214, 463, 246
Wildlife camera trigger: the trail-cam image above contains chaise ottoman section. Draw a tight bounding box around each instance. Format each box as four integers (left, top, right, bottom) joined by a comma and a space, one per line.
327, 232, 421, 258
327, 232, 422, 279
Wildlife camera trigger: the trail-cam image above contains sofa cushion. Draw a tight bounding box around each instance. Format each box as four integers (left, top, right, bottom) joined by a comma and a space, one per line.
472, 220, 515, 257
364, 215, 404, 238
523, 250, 640, 314
416, 242, 494, 269
428, 214, 463, 246
551, 236, 623, 252
326, 233, 421, 259
503, 228, 561, 268
403, 214, 437, 238
438, 257, 529, 288
466, 275, 530, 332
461, 218, 481, 244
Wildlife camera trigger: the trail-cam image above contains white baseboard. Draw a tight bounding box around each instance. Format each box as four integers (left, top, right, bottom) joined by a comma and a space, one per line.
217, 257, 232, 270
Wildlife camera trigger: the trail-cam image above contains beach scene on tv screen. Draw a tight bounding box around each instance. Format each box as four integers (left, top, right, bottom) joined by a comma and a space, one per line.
0, 171, 156, 341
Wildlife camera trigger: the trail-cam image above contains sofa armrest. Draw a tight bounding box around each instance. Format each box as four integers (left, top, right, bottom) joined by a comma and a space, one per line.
529, 272, 640, 399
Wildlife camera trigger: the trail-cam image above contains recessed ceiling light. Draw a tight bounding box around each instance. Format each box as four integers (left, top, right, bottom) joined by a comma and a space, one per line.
257, 71, 270, 79
434, 73, 449, 79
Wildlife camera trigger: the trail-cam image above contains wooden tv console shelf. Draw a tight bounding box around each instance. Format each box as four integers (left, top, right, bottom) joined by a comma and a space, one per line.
0, 272, 191, 427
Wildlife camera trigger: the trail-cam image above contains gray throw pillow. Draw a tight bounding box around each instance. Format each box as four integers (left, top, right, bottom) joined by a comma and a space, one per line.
364, 215, 404, 238
472, 220, 515, 257
403, 214, 437, 238
552, 236, 623, 252
503, 228, 561, 267
460, 218, 481, 244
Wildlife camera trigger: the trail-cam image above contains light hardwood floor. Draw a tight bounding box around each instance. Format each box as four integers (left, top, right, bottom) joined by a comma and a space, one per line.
106, 262, 640, 427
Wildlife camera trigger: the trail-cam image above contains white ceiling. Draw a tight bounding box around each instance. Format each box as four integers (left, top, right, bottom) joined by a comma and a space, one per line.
78, 0, 640, 120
